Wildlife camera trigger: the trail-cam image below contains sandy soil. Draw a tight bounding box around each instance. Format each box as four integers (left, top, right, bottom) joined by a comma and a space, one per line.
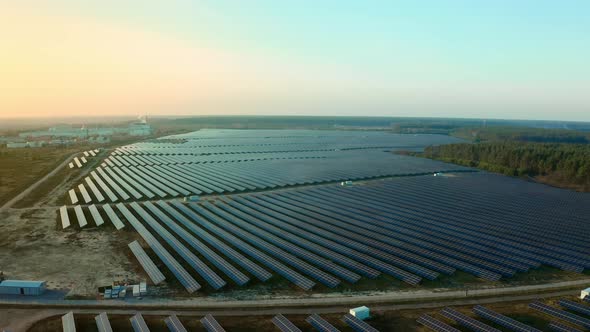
0, 207, 139, 297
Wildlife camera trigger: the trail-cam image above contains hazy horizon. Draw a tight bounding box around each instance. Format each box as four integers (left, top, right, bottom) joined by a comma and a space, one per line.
2, 1, 589, 121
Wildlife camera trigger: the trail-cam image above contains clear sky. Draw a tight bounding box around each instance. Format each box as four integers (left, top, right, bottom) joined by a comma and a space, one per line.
1, 0, 589, 120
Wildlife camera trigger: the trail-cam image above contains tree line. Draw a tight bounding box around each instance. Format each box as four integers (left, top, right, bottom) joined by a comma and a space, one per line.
419, 142, 590, 191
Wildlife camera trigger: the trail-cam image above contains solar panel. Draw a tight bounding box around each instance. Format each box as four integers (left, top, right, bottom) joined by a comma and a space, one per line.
68, 189, 78, 204
548, 321, 583, 332
102, 204, 125, 230
164, 315, 187, 332
306, 314, 340, 332
85, 177, 105, 202
130, 202, 226, 290
473, 305, 541, 332
130, 313, 150, 332
77, 183, 92, 203
440, 307, 500, 332
186, 203, 315, 290
143, 201, 249, 286
73, 205, 87, 228
62, 312, 76, 332
90, 171, 118, 202
81, 156, 87, 163
69, 162, 74, 169
74, 157, 82, 168
200, 314, 226, 332
529, 301, 590, 329
95, 312, 113, 332
272, 314, 301, 332
88, 204, 105, 226
417, 314, 460, 332
128, 240, 166, 284
117, 203, 200, 293
559, 299, 590, 317
59, 206, 71, 229
200, 201, 343, 287
96, 167, 131, 200
342, 314, 379, 332
159, 201, 272, 282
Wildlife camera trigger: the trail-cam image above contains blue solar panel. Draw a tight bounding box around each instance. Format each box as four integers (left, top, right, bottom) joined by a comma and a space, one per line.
417, 314, 460, 332
548, 321, 583, 332
272, 314, 301, 332
306, 314, 340, 332
159, 201, 272, 282
559, 299, 590, 317
473, 305, 541, 332
440, 307, 500, 332
200, 314, 226, 332
529, 301, 590, 329
342, 314, 379, 332
116, 203, 200, 293
130, 313, 150, 332
164, 315, 187, 332
143, 201, 249, 286
130, 202, 226, 290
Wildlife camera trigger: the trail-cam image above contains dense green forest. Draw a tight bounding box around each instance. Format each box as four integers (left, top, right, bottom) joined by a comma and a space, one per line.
419, 142, 590, 191
451, 127, 590, 143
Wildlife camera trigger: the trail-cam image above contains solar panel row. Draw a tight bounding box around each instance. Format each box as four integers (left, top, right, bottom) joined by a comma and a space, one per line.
128, 240, 166, 285
548, 321, 583, 332
272, 314, 302, 332
306, 314, 341, 332
529, 301, 590, 329
200, 314, 226, 332
342, 314, 379, 332
116, 203, 200, 293
473, 305, 541, 332
164, 315, 187, 332
95, 312, 113, 332
440, 307, 500, 332
416, 314, 460, 332
130, 313, 150, 332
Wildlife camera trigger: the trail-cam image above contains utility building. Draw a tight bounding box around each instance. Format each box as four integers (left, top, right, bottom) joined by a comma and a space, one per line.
0, 280, 46, 296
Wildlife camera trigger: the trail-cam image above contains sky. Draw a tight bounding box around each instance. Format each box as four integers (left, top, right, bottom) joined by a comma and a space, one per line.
1, 0, 589, 121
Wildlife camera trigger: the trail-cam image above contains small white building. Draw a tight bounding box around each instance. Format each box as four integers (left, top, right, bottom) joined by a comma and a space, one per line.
581, 287, 590, 300
349, 306, 370, 320
0, 280, 46, 296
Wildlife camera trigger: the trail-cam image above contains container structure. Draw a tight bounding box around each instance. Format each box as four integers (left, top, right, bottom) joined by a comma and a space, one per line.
581, 287, 590, 300
349, 306, 370, 320
0, 280, 46, 296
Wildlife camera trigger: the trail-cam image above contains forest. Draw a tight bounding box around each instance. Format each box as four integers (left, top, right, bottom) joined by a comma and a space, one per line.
419, 142, 590, 191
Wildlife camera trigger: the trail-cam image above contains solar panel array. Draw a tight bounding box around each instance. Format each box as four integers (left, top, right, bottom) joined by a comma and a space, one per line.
473, 305, 542, 332
66, 130, 470, 202
417, 314, 460, 332
529, 301, 590, 329
128, 240, 166, 285
440, 307, 500, 332
558, 299, 590, 317
548, 321, 583, 332
61, 171, 589, 291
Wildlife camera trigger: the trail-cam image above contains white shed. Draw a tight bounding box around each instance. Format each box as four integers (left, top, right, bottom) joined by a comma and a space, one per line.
581, 287, 590, 300
349, 306, 370, 320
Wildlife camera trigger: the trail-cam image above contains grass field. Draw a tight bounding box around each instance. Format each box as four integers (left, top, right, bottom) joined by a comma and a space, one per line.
0, 146, 87, 207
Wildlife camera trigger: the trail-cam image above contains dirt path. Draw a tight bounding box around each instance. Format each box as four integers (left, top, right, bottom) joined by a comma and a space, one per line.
0, 152, 79, 210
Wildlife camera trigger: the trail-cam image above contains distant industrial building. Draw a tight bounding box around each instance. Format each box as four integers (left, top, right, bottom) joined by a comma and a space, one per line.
0, 280, 46, 296
18, 116, 152, 140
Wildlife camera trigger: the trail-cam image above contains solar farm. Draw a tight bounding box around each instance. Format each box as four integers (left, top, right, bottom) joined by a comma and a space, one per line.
54, 129, 590, 296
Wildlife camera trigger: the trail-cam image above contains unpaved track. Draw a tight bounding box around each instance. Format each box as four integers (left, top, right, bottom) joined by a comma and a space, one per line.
0, 152, 79, 210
